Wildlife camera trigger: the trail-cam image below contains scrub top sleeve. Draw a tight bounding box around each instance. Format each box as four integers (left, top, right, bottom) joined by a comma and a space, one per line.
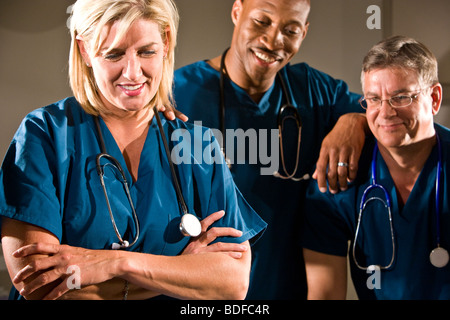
0, 113, 63, 240
301, 180, 350, 257
306, 66, 362, 121
334, 83, 362, 117
202, 129, 267, 245
326, 77, 362, 122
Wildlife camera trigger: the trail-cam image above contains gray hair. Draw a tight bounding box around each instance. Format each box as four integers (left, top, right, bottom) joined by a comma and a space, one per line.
361, 35, 438, 90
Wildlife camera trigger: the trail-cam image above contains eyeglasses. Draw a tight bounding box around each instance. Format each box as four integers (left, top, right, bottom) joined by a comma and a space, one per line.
359, 90, 424, 110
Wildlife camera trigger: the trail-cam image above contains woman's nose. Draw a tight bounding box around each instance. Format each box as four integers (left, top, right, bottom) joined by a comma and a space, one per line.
123, 55, 143, 81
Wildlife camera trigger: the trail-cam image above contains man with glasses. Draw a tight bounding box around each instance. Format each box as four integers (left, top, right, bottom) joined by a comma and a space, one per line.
302, 36, 450, 300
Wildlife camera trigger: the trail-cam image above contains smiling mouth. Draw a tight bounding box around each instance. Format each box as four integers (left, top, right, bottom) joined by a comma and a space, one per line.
253, 50, 280, 64
119, 84, 144, 91
118, 83, 146, 97
379, 122, 404, 130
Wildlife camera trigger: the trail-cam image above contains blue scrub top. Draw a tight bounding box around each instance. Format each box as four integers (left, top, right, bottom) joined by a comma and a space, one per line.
0, 97, 267, 299
174, 61, 362, 299
302, 124, 450, 300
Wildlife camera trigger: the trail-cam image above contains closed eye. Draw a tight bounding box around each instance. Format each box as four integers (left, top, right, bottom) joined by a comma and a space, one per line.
254, 18, 270, 27
390, 95, 410, 104
102, 49, 124, 61
139, 50, 156, 57
367, 97, 381, 103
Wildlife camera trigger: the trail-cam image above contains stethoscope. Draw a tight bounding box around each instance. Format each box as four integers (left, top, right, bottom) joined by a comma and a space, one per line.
94, 107, 202, 250
352, 134, 448, 270
219, 48, 309, 181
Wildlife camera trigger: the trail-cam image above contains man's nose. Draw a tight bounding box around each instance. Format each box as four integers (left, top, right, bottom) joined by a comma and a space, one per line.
378, 99, 397, 116
261, 26, 283, 51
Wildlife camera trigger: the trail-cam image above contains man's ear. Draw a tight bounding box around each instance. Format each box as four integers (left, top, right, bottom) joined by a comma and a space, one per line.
302, 21, 310, 41
430, 83, 443, 116
231, 0, 243, 26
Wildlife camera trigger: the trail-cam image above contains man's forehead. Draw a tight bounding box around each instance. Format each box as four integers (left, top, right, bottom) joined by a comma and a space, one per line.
243, 0, 310, 21
243, 0, 310, 13
363, 68, 422, 94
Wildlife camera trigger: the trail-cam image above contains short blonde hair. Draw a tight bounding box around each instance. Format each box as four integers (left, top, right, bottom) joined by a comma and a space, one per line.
69, 0, 179, 115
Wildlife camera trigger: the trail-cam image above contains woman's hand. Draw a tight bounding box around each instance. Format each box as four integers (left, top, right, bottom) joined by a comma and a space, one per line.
12, 243, 121, 300
182, 210, 247, 259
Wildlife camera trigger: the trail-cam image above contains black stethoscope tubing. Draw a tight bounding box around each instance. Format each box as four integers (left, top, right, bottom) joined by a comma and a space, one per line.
153, 107, 188, 216
152, 108, 202, 238
219, 48, 305, 180
94, 117, 140, 249
94, 110, 202, 249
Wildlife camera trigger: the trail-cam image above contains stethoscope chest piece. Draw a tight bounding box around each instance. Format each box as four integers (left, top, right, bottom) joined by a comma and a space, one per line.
430, 247, 449, 268
152, 108, 203, 238
180, 213, 202, 237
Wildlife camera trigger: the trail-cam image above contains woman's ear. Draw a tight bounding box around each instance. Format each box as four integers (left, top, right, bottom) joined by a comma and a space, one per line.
76, 36, 92, 67
163, 27, 170, 58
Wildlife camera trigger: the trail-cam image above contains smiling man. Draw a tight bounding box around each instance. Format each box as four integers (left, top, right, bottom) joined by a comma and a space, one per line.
217, 0, 310, 102
302, 36, 450, 300
173, 0, 366, 299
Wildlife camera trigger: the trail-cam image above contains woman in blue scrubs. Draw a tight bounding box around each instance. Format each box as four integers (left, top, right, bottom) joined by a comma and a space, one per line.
302, 36, 450, 299
0, 0, 265, 300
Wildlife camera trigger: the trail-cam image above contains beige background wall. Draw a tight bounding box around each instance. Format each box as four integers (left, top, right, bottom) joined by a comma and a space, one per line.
0, 0, 449, 299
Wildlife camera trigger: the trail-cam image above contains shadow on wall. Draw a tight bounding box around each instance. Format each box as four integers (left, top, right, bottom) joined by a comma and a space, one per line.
0, 247, 11, 300
0, 0, 73, 33
438, 50, 450, 85
0, 0, 74, 301
436, 82, 450, 128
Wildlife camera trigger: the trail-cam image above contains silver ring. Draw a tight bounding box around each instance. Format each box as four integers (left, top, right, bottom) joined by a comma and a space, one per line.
337, 162, 349, 167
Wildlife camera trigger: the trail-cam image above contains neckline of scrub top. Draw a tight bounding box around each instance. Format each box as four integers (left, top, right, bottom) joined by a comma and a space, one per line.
200, 60, 278, 115
95, 114, 161, 186
375, 142, 440, 223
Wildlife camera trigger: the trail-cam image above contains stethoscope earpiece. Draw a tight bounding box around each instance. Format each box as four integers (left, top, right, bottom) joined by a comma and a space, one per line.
111, 240, 130, 250
273, 172, 310, 182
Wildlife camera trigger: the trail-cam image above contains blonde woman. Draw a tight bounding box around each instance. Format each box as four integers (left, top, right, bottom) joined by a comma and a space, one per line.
0, 0, 265, 300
